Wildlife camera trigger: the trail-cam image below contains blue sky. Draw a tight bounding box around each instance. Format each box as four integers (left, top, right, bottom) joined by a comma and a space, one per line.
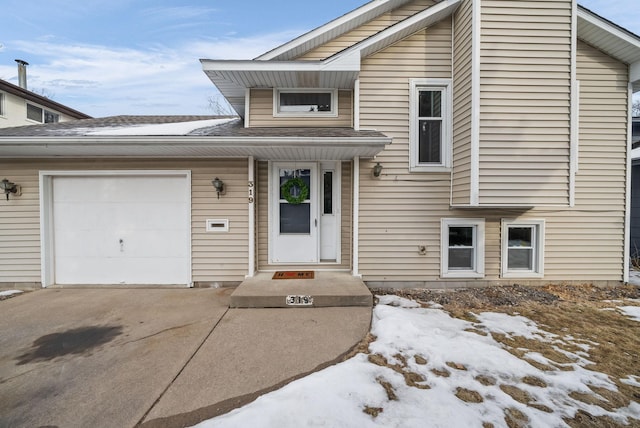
0, 0, 638, 118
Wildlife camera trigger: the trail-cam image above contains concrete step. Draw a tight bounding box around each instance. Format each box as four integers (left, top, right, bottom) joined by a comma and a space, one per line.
230, 271, 373, 308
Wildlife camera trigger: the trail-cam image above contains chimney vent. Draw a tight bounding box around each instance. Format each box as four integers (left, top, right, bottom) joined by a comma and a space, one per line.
15, 59, 29, 89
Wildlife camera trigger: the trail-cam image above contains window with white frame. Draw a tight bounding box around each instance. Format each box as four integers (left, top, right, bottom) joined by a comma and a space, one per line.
501, 219, 545, 278
441, 218, 485, 278
274, 89, 337, 117
27, 103, 59, 123
0, 92, 5, 116
410, 79, 452, 172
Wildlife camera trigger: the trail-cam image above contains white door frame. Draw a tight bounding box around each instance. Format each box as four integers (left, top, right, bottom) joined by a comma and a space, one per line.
39, 170, 192, 287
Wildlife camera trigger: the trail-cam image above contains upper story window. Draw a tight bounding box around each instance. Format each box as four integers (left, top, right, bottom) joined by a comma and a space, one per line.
409, 79, 452, 172
0, 92, 5, 116
27, 103, 59, 123
274, 89, 337, 117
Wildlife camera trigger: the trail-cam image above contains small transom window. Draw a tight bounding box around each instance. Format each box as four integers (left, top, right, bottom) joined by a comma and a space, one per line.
274, 89, 337, 117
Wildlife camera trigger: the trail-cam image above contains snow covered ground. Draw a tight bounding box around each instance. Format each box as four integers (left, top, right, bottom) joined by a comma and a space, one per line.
0, 290, 23, 298
195, 295, 640, 428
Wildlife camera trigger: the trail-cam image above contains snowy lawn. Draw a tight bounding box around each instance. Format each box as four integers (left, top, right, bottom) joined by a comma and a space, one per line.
196, 288, 640, 428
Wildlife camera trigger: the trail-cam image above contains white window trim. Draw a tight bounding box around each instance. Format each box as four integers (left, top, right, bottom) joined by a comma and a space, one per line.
0, 92, 5, 117
501, 219, 545, 279
273, 88, 338, 118
441, 218, 485, 278
409, 78, 452, 172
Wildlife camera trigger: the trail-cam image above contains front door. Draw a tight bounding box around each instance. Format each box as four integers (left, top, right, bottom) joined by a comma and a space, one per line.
271, 163, 318, 263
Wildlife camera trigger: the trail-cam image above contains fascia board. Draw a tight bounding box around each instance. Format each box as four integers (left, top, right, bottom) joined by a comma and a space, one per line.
325, 0, 461, 63
255, 0, 413, 61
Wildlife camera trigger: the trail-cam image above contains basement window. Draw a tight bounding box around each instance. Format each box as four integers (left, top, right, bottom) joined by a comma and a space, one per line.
27, 103, 59, 123
274, 89, 337, 117
441, 218, 485, 278
501, 219, 545, 278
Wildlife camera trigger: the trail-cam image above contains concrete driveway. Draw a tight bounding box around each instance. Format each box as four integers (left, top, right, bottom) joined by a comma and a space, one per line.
0, 288, 371, 428
0, 288, 231, 428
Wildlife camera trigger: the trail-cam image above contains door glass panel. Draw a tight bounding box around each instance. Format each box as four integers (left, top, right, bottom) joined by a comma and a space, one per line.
280, 203, 310, 234
279, 168, 311, 235
323, 171, 333, 215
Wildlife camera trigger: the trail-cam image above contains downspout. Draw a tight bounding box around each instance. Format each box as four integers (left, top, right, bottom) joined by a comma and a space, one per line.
352, 156, 361, 277
624, 83, 632, 283
247, 156, 256, 277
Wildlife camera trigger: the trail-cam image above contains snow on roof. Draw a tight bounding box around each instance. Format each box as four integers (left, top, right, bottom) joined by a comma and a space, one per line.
86, 118, 236, 136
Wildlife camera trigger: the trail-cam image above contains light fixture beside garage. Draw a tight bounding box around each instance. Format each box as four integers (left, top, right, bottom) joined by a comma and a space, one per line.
0, 178, 20, 200
372, 162, 383, 178
212, 177, 225, 199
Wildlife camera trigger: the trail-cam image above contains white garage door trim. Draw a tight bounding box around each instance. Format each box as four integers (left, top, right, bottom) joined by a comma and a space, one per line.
39, 170, 192, 287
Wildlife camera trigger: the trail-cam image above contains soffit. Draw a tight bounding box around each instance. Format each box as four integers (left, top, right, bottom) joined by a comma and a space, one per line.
577, 6, 640, 91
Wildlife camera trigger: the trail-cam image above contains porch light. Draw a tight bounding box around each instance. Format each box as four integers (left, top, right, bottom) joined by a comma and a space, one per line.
372, 162, 383, 178
212, 177, 225, 199
0, 178, 18, 200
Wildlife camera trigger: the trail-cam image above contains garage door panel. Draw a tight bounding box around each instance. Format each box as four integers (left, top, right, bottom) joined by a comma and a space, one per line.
51, 174, 190, 285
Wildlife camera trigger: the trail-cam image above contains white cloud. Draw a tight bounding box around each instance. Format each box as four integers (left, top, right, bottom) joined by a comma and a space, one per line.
0, 31, 294, 116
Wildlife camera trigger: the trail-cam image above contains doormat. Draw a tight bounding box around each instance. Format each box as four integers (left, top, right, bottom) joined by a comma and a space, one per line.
273, 271, 315, 280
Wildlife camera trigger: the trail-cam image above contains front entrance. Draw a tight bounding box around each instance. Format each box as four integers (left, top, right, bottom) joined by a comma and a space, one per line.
270, 162, 340, 264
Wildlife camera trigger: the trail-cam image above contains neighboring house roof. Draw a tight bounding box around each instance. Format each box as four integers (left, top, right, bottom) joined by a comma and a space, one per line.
0, 115, 390, 160
0, 79, 92, 119
202, 0, 640, 117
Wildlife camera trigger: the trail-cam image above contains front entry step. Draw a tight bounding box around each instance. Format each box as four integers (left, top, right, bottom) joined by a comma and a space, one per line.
230, 271, 373, 308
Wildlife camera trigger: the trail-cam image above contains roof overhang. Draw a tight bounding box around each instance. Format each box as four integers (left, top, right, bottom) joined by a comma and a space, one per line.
201, 0, 460, 117
201, 54, 361, 117
0, 135, 390, 161
578, 6, 640, 92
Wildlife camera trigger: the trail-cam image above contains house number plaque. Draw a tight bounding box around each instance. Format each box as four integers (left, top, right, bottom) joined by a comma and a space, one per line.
286, 295, 314, 306
248, 181, 254, 203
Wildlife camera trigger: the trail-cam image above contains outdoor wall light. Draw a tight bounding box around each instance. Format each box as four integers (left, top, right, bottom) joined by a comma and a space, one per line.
212, 177, 225, 199
0, 178, 19, 201
372, 162, 383, 178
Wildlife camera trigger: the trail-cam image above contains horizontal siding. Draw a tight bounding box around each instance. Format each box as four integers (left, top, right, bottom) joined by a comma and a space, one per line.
451, 0, 473, 205
478, 0, 572, 206
0, 159, 249, 285
358, 18, 453, 281
249, 89, 352, 127
298, 0, 437, 61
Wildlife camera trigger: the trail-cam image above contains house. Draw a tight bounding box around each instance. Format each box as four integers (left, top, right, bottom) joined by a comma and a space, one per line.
0, 60, 91, 128
0, 0, 638, 289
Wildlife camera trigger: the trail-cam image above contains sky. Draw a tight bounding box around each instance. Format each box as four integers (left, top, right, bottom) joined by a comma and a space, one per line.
0, 0, 638, 118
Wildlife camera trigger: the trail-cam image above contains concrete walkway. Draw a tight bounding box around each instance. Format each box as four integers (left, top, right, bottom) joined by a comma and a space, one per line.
0, 288, 371, 428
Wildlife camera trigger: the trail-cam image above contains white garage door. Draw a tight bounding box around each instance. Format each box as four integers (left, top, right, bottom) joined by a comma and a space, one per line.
51, 175, 190, 285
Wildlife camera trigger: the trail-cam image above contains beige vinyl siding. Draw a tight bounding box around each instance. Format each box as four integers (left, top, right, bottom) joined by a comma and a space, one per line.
256, 161, 352, 270
0, 159, 249, 285
298, 0, 437, 61
0, 165, 40, 283
477, 0, 572, 206
248, 89, 352, 127
534, 40, 628, 281
358, 19, 453, 281
451, 0, 474, 205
